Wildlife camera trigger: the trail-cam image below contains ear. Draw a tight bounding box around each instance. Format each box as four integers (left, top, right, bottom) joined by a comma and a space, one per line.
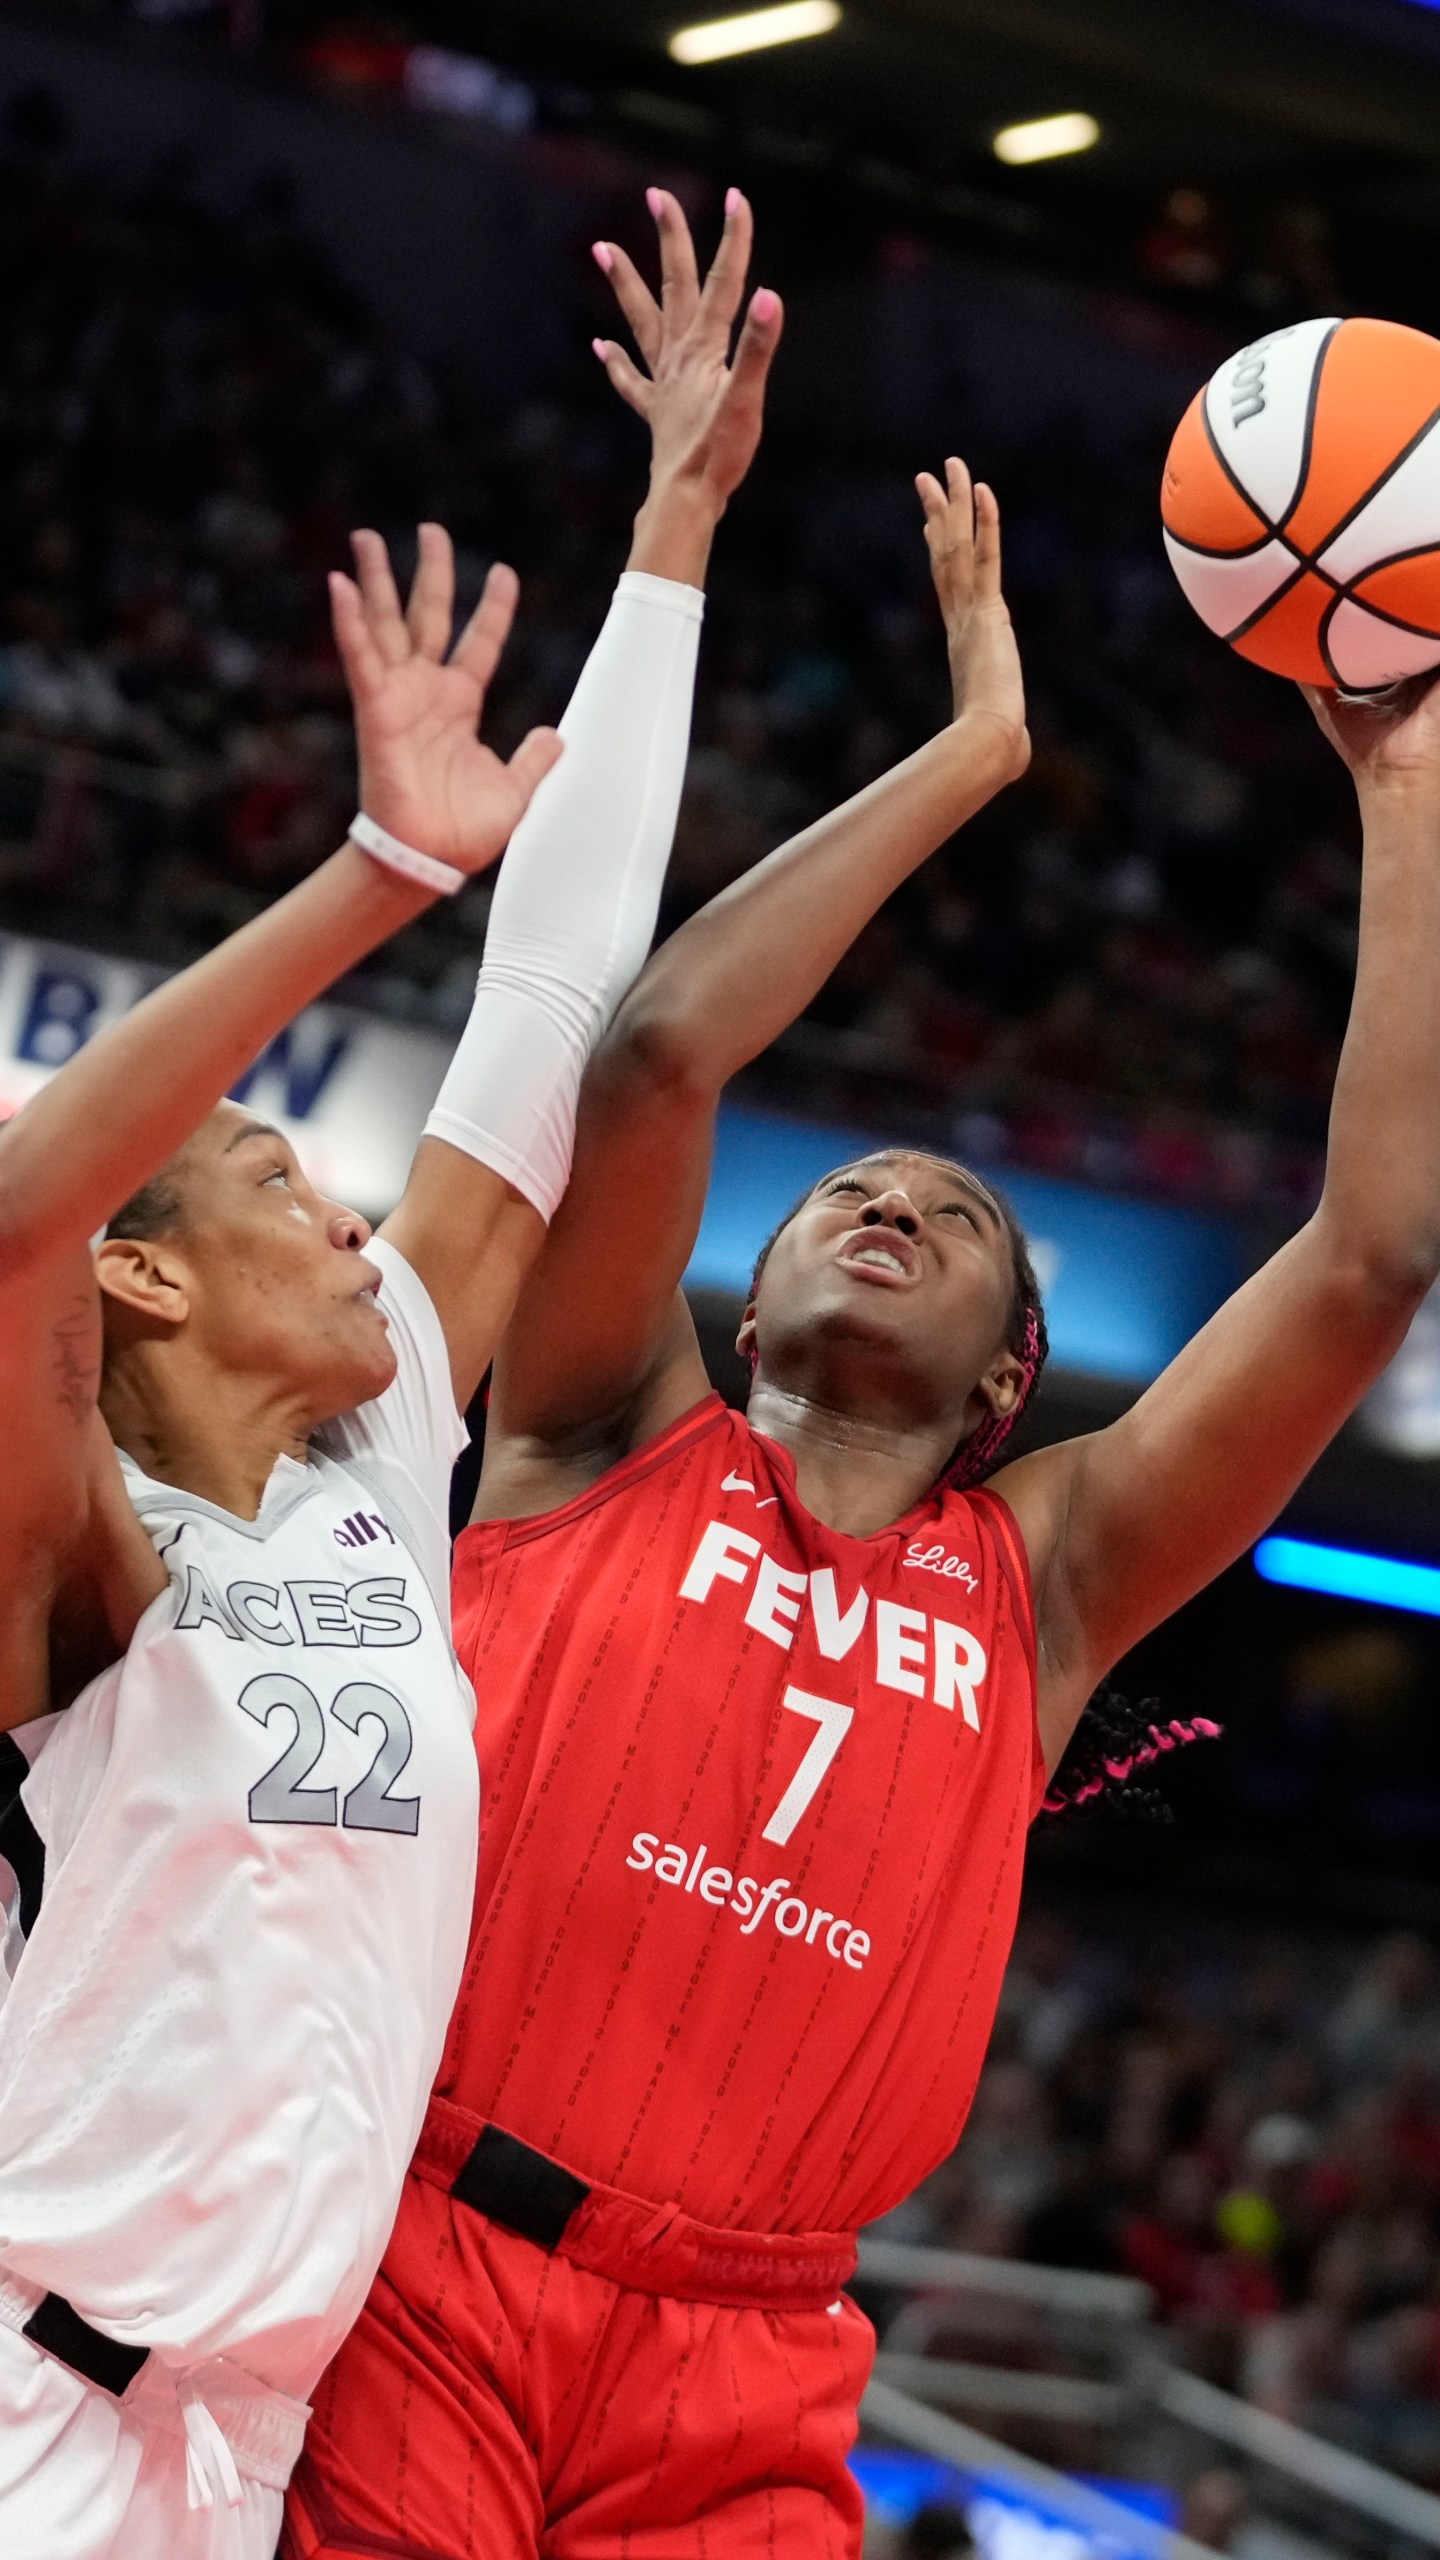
734, 1297, 759, 1367
972, 1344, 1026, 1425
94, 1235, 192, 1334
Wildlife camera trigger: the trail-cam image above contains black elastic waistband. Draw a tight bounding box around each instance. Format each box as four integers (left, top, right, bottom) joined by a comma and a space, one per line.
450, 2121, 591, 2250
23, 2291, 149, 2398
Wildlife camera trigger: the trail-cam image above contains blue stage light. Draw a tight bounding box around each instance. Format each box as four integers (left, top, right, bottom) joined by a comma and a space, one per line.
1254, 1536, 1440, 1616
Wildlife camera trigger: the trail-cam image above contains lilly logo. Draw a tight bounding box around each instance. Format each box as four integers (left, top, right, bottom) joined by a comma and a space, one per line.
905, 1542, 980, 1595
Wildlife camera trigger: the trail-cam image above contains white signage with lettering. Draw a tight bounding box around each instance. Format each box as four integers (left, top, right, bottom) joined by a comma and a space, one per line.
0, 932, 453, 1219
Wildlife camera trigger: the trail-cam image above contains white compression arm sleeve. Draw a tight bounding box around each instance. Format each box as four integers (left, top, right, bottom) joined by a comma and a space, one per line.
423, 568, 704, 1222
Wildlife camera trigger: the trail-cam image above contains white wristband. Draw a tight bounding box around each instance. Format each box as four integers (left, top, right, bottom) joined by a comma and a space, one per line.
349, 811, 467, 898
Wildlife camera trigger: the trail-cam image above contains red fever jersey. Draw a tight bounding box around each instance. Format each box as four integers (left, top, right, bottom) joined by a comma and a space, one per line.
444, 1393, 1044, 2239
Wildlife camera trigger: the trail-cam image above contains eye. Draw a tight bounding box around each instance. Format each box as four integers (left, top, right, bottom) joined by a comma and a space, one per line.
936, 1200, 979, 1229
824, 1177, 868, 1199
261, 1164, 291, 1189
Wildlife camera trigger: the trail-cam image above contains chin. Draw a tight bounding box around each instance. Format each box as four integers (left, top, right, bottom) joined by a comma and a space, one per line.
315, 1333, 400, 1424
808, 1293, 914, 1349
356, 1337, 401, 1403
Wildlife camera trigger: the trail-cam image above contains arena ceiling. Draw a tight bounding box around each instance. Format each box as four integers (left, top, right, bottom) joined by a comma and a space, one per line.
251, 0, 1440, 288
307, 0, 1440, 185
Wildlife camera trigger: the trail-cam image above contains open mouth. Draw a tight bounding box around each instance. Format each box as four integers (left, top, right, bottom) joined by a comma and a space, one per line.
354, 1269, 389, 1324
837, 1234, 920, 1287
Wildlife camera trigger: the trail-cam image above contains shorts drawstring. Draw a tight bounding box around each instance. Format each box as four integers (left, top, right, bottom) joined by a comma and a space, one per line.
182, 2388, 245, 2515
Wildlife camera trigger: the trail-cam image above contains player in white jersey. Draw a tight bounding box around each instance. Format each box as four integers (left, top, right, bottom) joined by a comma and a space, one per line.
0, 190, 780, 2558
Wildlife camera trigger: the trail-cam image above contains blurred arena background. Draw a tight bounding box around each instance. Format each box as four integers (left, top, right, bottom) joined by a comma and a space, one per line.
13, 0, 1440, 2548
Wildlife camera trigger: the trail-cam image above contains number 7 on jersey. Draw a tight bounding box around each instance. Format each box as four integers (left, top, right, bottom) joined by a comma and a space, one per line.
762, 1685, 854, 1847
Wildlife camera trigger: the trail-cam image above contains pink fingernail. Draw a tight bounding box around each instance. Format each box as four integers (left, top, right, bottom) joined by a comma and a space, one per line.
752, 287, 779, 323
726, 185, 743, 216
646, 185, 664, 217
592, 338, 608, 361
592, 240, 614, 273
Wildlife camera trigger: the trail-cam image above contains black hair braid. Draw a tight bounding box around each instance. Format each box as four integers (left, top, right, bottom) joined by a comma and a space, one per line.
1041, 1690, 1223, 1821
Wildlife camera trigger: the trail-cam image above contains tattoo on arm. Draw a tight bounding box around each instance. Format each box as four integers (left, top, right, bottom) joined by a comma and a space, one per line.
50, 1295, 99, 1427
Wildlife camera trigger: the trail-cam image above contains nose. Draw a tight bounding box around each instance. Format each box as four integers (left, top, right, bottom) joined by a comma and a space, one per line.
328, 1202, 372, 1252
859, 1188, 920, 1237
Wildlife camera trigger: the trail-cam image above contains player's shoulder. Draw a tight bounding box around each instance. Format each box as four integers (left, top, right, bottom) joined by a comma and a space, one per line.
935, 1476, 1038, 1645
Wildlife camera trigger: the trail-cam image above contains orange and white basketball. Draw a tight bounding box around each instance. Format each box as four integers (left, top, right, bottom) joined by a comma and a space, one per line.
1161, 316, 1440, 691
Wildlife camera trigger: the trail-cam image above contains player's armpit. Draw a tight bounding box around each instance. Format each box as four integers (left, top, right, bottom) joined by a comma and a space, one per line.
993, 1217, 1425, 1769
0, 1250, 100, 1555
45, 1417, 168, 1712
0, 1252, 106, 1729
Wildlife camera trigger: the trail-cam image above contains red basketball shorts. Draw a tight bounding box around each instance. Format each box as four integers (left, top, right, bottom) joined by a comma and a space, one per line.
282, 2106, 873, 2560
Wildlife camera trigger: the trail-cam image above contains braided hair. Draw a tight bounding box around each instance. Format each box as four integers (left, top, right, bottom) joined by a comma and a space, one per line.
745, 1150, 1218, 1818
1041, 1694, 1223, 1822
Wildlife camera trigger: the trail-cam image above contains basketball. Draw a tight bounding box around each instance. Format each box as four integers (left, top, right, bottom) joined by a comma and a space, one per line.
1161, 315, 1440, 691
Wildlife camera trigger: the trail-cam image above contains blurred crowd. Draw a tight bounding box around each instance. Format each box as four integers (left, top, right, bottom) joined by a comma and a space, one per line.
888, 1911, 1440, 2488
0, 94, 1368, 1211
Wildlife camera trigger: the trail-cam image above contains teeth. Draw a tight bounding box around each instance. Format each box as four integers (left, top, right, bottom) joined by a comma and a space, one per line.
852, 1247, 905, 1273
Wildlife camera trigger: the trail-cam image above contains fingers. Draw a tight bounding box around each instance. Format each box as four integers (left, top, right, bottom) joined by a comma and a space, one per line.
406, 522, 454, 664
595, 185, 765, 390
328, 569, 386, 700
349, 529, 410, 668
592, 239, 663, 372
916, 457, 977, 596
650, 185, 701, 334
944, 452, 976, 526
725, 285, 783, 408
450, 561, 521, 693
592, 337, 655, 420
915, 469, 948, 531
697, 186, 754, 339
506, 724, 565, 809
915, 458, 975, 540
972, 480, 1003, 602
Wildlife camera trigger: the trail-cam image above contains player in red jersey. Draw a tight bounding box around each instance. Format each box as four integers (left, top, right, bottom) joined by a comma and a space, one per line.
288, 240, 1440, 2559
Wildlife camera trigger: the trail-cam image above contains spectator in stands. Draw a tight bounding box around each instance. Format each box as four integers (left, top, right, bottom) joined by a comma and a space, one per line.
0, 97, 1370, 1220
903, 1912, 1440, 2484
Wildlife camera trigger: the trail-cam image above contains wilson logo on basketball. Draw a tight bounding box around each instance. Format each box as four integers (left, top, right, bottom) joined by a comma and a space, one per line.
1163, 313, 1440, 694
1229, 345, 1268, 426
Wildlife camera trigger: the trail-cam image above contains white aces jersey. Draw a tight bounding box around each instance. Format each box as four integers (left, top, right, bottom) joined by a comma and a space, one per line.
0, 1241, 479, 2401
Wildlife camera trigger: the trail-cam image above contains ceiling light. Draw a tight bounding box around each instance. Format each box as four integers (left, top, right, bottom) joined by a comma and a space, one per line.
668, 2, 842, 68
992, 111, 1100, 167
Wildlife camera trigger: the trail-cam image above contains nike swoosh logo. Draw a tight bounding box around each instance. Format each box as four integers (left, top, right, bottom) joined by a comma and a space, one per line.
722, 1468, 776, 1509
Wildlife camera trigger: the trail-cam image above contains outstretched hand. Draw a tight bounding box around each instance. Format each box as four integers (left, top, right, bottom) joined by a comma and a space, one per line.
329, 524, 562, 876
1304, 669, 1440, 801
917, 456, 1030, 779
593, 187, 782, 521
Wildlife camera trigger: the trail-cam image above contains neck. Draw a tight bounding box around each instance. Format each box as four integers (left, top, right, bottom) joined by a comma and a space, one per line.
744, 1379, 965, 1537
101, 1345, 314, 1521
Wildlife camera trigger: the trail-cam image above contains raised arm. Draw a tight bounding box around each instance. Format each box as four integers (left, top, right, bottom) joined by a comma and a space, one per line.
0, 549, 554, 1727
482, 463, 1031, 1510
380, 188, 783, 1405
994, 678, 1440, 1768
